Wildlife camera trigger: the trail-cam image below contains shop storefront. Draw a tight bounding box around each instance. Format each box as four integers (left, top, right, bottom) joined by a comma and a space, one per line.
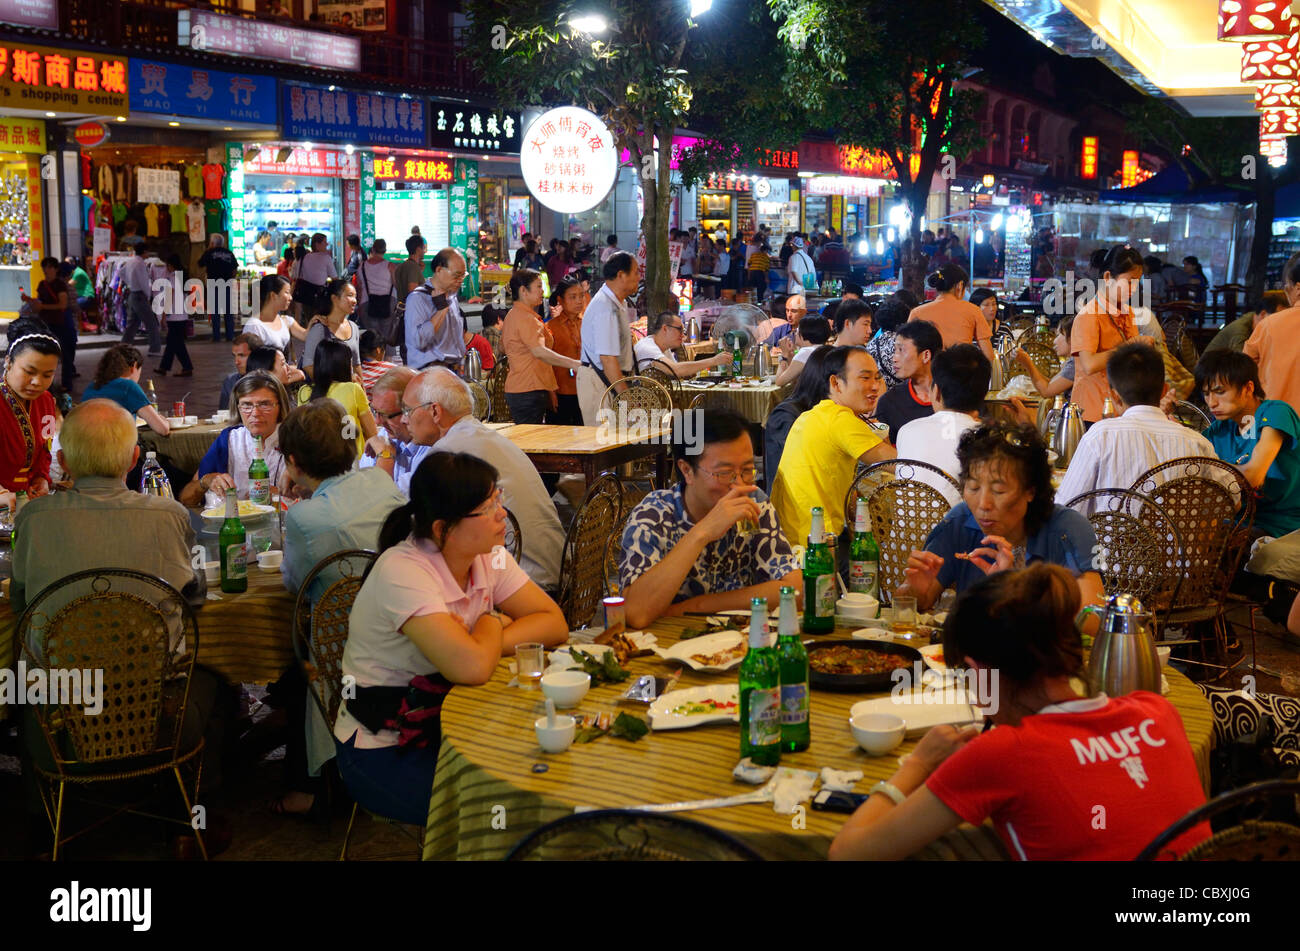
753, 176, 798, 236
0, 117, 46, 313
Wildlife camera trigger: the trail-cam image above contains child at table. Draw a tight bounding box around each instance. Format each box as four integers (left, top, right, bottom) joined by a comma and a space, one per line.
332, 451, 567, 825
828, 563, 1211, 861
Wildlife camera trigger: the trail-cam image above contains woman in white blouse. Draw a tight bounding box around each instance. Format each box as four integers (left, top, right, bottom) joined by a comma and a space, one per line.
333, 451, 568, 824
243, 274, 309, 356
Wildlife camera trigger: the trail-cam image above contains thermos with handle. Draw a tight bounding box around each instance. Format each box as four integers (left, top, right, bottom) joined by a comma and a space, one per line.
1088, 593, 1162, 697
464, 346, 483, 383
1052, 401, 1085, 467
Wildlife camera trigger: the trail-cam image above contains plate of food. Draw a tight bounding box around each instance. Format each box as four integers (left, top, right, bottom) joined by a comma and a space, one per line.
806, 640, 923, 692
201, 501, 274, 521
652, 630, 747, 671
918, 643, 951, 673
648, 684, 739, 730
550, 631, 657, 670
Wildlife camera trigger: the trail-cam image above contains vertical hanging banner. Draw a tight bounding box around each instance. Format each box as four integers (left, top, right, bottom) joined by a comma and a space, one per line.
25, 153, 42, 292
359, 151, 376, 252
225, 142, 246, 263
450, 159, 479, 298
343, 178, 361, 251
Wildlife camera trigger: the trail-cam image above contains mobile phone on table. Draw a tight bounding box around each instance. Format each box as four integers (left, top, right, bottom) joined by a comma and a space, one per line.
811, 789, 870, 814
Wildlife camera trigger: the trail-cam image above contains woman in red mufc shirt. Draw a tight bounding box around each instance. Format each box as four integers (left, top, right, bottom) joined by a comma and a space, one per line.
829, 563, 1211, 861
0, 320, 61, 507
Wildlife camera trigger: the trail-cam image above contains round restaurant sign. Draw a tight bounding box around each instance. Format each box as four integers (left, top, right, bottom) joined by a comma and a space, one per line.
73, 122, 110, 148
520, 106, 618, 214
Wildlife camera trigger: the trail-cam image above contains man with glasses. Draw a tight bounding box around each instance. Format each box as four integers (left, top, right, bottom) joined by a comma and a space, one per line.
761, 294, 807, 347
361, 367, 429, 496
400, 368, 564, 588
634, 310, 730, 377
620, 409, 802, 628
405, 247, 468, 372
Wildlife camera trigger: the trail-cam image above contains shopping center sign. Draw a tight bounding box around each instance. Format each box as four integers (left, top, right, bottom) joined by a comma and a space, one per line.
0, 116, 45, 153
130, 59, 276, 125
0, 43, 128, 115
428, 99, 520, 153
520, 106, 618, 214
283, 82, 425, 148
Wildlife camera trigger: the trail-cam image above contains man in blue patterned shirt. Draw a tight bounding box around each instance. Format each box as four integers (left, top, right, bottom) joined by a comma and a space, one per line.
620, 409, 802, 628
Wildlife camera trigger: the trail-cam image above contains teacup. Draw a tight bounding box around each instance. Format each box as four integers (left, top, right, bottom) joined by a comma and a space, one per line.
534, 714, 576, 753
849, 713, 906, 756
257, 550, 283, 570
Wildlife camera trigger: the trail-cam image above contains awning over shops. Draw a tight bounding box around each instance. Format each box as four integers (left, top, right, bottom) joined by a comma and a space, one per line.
1098, 163, 1251, 204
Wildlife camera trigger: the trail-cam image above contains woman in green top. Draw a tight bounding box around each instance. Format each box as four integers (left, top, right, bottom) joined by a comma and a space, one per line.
295, 338, 376, 458
64, 257, 96, 332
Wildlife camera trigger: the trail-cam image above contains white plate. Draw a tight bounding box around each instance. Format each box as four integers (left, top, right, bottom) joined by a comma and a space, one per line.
850, 691, 984, 738
166, 419, 195, 430
200, 502, 274, 521
648, 684, 740, 730
918, 643, 950, 673
849, 625, 895, 642
652, 630, 746, 671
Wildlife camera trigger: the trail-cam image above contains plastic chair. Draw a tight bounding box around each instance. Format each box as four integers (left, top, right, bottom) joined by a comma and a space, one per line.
504, 809, 764, 861
1135, 779, 1300, 860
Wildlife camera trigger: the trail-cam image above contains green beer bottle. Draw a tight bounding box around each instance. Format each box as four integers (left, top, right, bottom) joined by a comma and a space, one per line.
776, 585, 811, 752
848, 497, 880, 602
248, 436, 271, 505
739, 596, 781, 765
219, 487, 248, 594
732, 341, 743, 377
802, 506, 835, 634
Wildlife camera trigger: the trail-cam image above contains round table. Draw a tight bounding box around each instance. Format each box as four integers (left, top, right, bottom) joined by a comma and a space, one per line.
673, 380, 786, 426
422, 617, 1214, 860
138, 420, 227, 475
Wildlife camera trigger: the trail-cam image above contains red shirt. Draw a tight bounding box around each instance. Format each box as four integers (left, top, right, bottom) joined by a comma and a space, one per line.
465, 332, 495, 373
0, 387, 55, 491
926, 692, 1210, 860
201, 164, 226, 200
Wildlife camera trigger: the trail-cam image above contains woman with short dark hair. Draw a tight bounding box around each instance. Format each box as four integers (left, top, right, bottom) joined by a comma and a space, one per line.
82, 344, 170, 436
502, 269, 580, 424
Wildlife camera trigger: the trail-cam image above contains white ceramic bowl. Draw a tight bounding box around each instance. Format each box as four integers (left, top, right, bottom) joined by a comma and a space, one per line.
203, 561, 220, 583
540, 669, 591, 709
849, 713, 907, 756
534, 714, 576, 753
257, 549, 283, 570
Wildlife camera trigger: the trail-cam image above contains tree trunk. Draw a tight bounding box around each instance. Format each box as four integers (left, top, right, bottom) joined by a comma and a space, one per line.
644, 122, 676, 315
1245, 167, 1275, 303
900, 180, 930, 298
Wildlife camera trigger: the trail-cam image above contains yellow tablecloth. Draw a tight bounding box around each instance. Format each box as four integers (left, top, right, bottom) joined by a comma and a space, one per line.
423, 617, 1214, 860
673, 382, 785, 425
138, 421, 226, 475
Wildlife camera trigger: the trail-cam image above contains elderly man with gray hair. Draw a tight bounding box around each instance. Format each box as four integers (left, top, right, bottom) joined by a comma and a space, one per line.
401, 368, 565, 589
199, 230, 241, 342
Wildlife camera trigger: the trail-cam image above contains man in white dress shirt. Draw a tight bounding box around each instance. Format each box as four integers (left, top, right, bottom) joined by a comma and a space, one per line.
1056, 341, 1219, 503
402, 368, 565, 588
895, 344, 990, 505
578, 251, 639, 425
633, 310, 730, 376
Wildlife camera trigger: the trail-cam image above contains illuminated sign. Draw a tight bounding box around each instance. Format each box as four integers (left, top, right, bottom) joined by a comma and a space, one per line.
1121, 150, 1139, 188
73, 121, 108, 148
520, 106, 617, 214
806, 175, 883, 198
0, 43, 128, 115
374, 155, 454, 184
756, 147, 798, 170
839, 145, 899, 179
242, 145, 360, 178
429, 100, 520, 153
179, 10, 361, 72
0, 116, 46, 153
0, 0, 56, 30
1081, 136, 1098, 179
701, 173, 750, 192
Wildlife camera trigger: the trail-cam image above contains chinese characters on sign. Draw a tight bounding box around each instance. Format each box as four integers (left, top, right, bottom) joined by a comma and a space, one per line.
137, 168, 181, 205
449, 160, 480, 297
0, 116, 45, 153
1081, 136, 1098, 180
181, 10, 361, 72
242, 146, 360, 178
0, 0, 58, 30
360, 151, 376, 249
130, 59, 276, 124
520, 106, 618, 215
0, 43, 128, 115
701, 173, 751, 192
755, 148, 798, 171
806, 176, 882, 198
283, 83, 424, 148
429, 100, 520, 153
373, 155, 453, 184
1121, 150, 1139, 189
838, 145, 899, 180
227, 142, 247, 262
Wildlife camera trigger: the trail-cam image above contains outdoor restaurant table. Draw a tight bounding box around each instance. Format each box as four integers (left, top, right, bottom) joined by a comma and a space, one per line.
0, 561, 296, 723
138, 420, 226, 475
422, 616, 1214, 860
495, 422, 672, 488
673, 379, 785, 425
681, 340, 718, 360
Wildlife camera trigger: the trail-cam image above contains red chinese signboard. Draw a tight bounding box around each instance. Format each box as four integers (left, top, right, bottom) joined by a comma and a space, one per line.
0, 43, 128, 115
756, 147, 798, 170
701, 173, 751, 192
1121, 150, 1139, 188
374, 155, 453, 184
1081, 136, 1099, 179
74, 121, 109, 148
242, 145, 359, 178
838, 145, 899, 180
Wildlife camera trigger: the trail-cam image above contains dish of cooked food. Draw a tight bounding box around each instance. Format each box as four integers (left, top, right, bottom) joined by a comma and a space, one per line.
809, 645, 914, 676
690, 642, 748, 667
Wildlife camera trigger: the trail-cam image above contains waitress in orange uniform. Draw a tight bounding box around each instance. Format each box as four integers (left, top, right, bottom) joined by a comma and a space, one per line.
1069, 245, 1147, 424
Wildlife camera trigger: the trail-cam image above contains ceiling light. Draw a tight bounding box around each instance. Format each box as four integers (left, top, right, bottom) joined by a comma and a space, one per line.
303, 141, 313, 151
690, 0, 713, 14
975, 228, 985, 244
115, 116, 126, 122
1219, 1, 1293, 43
44, 111, 55, 118
344, 144, 355, 154
167, 121, 180, 127
874, 237, 884, 255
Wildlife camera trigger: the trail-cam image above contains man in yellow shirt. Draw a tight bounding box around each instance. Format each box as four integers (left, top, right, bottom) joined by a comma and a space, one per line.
772, 347, 896, 548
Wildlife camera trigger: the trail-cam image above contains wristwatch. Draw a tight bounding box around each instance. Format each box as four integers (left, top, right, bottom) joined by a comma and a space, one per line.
377, 448, 394, 460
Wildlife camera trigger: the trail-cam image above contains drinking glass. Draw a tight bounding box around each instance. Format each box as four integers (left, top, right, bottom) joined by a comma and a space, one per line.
602, 597, 626, 640
516, 642, 545, 690
892, 595, 919, 639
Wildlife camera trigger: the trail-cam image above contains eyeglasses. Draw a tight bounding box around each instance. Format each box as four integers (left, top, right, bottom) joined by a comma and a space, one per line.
375, 407, 404, 421
701, 465, 758, 486
668, 323, 685, 333
401, 400, 435, 418
466, 488, 504, 517
238, 399, 278, 414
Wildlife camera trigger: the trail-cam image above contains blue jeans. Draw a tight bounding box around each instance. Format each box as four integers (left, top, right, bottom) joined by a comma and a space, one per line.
505, 389, 552, 425
334, 732, 438, 826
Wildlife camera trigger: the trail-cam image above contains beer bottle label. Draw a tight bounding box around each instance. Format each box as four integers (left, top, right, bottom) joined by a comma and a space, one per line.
815, 574, 835, 618
780, 683, 809, 725
848, 559, 877, 594
226, 542, 247, 579
249, 478, 271, 505
748, 687, 781, 746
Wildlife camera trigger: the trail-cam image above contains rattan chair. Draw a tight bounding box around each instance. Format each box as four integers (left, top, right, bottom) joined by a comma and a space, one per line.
503, 507, 522, 563
1019, 339, 1060, 380
1131, 460, 1243, 681
1135, 779, 1300, 860
1062, 488, 1183, 614
687, 389, 738, 412
18, 569, 206, 860
639, 360, 681, 400
844, 459, 961, 606
1168, 400, 1213, 433
600, 374, 673, 424
486, 356, 511, 423
290, 549, 421, 861
558, 473, 623, 628
504, 809, 764, 860
466, 379, 491, 422
605, 481, 650, 595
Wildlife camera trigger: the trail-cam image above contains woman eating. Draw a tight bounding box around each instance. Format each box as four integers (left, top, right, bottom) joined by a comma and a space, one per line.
180, 370, 291, 508
302, 278, 362, 378
1070, 245, 1145, 424
829, 563, 1210, 861
902, 421, 1104, 614
0, 319, 61, 504
82, 344, 171, 437
548, 277, 585, 426
333, 451, 568, 825
968, 288, 1001, 339
244, 274, 309, 356
297, 338, 377, 458
1015, 316, 1075, 400
502, 269, 580, 424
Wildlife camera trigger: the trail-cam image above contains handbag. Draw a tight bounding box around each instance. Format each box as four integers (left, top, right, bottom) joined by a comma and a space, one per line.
360, 265, 392, 322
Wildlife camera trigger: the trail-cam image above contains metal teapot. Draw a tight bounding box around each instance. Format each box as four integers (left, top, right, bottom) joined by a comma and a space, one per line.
1040, 393, 1064, 439
751, 343, 773, 378
1052, 400, 1085, 467
685, 314, 701, 343
463, 346, 483, 383
1088, 593, 1162, 697
987, 345, 1005, 392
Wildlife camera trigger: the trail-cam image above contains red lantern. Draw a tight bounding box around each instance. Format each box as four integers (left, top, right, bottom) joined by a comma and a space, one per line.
1261, 135, 1289, 165
1261, 109, 1300, 136
1256, 80, 1300, 107
1220, 1, 1294, 42
1243, 22, 1300, 80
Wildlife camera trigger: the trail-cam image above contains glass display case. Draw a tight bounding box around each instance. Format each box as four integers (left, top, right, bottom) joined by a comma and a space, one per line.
242, 173, 342, 253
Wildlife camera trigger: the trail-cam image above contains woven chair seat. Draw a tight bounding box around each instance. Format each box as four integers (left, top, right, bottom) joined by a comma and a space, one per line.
1182, 821, 1300, 860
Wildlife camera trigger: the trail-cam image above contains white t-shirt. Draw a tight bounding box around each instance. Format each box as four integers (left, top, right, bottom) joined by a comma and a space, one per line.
791, 345, 816, 366
242, 314, 299, 352
580, 283, 634, 373
334, 536, 529, 749
185, 203, 206, 243
297, 250, 338, 286
357, 259, 393, 303
787, 249, 815, 292
634, 335, 675, 369
894, 410, 981, 506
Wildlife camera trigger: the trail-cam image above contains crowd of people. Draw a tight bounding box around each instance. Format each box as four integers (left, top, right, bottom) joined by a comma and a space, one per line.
5, 220, 1300, 862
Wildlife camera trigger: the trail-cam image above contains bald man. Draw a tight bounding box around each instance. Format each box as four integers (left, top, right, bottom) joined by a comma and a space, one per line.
405, 246, 468, 371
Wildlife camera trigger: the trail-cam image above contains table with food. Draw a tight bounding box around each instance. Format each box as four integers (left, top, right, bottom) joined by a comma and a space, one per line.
423, 609, 1212, 861
673, 376, 787, 425
138, 414, 230, 477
